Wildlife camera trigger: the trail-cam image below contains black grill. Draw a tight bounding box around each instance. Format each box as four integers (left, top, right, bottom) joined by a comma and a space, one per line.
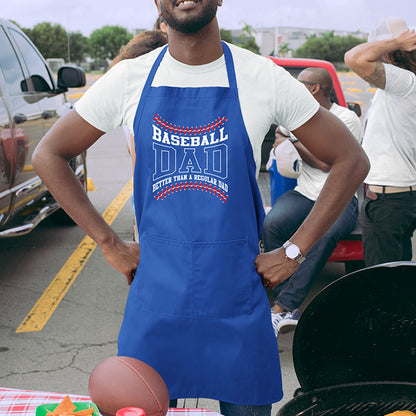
279, 382, 416, 416
277, 263, 416, 416
299, 401, 416, 416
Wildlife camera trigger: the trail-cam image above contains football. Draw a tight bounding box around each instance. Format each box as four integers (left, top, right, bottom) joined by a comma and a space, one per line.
89, 356, 169, 416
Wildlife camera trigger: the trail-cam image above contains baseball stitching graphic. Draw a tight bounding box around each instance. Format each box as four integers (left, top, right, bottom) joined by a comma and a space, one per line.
153, 114, 227, 136
152, 114, 230, 203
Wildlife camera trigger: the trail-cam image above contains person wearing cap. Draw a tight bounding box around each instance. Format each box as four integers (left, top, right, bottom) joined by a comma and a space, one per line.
345, 17, 416, 267
262, 67, 362, 336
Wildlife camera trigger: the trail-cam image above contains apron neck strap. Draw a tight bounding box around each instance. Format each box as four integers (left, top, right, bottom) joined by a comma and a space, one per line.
221, 41, 237, 91
142, 44, 168, 92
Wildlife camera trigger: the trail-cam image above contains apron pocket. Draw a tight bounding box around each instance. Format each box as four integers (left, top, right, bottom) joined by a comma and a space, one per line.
133, 233, 194, 317
133, 234, 253, 318
192, 238, 253, 318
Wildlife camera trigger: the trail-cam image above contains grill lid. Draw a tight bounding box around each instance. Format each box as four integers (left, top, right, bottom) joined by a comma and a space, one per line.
277, 381, 416, 416
292, 261, 416, 392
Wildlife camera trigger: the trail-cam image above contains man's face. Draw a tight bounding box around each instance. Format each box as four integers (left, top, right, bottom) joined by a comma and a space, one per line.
157, 0, 221, 34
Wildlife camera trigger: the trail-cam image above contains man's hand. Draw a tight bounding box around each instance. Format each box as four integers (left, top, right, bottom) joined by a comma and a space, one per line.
101, 239, 141, 285
345, 28, 416, 89
273, 131, 289, 150
255, 248, 299, 289
396, 29, 416, 52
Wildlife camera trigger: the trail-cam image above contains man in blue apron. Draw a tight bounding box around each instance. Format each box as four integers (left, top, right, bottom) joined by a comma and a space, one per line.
33, 1, 369, 414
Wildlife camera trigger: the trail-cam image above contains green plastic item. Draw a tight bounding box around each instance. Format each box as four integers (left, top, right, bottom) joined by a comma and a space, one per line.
35, 401, 100, 416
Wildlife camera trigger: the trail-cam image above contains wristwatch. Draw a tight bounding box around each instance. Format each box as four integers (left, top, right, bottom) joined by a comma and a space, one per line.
283, 240, 305, 264
288, 136, 298, 143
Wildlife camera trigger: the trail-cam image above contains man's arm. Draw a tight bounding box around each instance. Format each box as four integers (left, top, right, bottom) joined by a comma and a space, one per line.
292, 140, 331, 172
344, 29, 416, 89
276, 125, 330, 172
255, 107, 369, 288
32, 110, 140, 284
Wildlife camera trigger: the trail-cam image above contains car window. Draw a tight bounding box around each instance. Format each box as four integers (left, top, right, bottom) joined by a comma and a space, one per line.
0, 27, 26, 95
284, 67, 303, 79
9, 28, 54, 92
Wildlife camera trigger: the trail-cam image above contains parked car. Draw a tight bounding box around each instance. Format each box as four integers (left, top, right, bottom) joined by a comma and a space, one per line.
262, 57, 364, 273
0, 19, 86, 237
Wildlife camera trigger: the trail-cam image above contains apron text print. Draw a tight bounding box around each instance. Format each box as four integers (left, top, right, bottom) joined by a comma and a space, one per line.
151, 114, 230, 203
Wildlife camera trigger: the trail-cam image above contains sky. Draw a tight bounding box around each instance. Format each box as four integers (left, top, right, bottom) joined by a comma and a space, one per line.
2, 0, 416, 36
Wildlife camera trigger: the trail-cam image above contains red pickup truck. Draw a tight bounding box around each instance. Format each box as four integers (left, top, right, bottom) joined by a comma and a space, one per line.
262, 57, 364, 274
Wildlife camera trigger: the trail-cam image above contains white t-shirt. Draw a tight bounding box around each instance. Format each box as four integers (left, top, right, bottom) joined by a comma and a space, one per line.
75, 43, 319, 177
362, 63, 416, 186
278, 103, 362, 201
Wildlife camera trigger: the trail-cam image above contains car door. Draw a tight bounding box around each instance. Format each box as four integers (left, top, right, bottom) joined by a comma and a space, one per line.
0, 24, 46, 215
0, 93, 13, 226
7, 25, 67, 136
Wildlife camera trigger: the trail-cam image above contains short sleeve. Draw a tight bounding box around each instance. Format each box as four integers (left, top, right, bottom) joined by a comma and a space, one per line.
337, 108, 362, 142
271, 65, 320, 131
74, 61, 129, 132
384, 63, 416, 98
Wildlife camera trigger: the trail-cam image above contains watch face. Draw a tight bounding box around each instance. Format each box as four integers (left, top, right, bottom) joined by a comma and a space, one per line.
285, 244, 299, 259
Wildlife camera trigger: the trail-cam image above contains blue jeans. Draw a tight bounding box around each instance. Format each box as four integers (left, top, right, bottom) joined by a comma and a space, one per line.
169, 400, 271, 416
262, 190, 358, 311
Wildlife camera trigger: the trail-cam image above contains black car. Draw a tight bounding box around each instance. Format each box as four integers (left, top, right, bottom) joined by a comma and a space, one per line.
0, 18, 86, 237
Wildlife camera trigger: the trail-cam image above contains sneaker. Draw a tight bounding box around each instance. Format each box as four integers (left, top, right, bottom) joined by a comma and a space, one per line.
277, 308, 301, 334
270, 310, 287, 337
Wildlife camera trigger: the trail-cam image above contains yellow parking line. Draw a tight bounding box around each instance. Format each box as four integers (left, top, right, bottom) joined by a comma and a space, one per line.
344, 90, 360, 99
67, 92, 84, 99
347, 88, 362, 93
16, 178, 133, 333
87, 177, 97, 191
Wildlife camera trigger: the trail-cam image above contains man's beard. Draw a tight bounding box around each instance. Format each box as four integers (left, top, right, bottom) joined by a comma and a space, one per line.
161, 1, 218, 34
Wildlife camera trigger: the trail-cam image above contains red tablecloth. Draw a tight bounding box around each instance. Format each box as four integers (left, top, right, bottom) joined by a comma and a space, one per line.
0, 388, 223, 416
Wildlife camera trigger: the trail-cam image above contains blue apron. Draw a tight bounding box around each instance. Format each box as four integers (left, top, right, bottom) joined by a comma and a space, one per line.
118, 43, 283, 405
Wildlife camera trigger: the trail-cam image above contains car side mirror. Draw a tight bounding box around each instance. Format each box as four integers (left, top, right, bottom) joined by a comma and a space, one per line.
57, 65, 86, 90
347, 102, 361, 117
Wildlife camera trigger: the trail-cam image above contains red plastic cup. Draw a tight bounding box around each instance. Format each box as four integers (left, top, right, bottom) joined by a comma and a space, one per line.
116, 408, 146, 416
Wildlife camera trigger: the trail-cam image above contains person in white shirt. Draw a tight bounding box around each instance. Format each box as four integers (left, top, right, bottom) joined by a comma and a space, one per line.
345, 17, 416, 267
262, 67, 362, 335
32, 1, 369, 414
